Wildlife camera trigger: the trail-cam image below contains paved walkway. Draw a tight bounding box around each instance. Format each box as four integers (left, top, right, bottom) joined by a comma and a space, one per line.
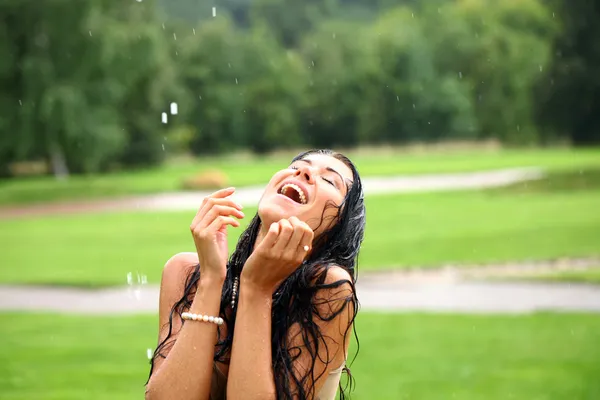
1, 278, 599, 315
2, 259, 600, 314
0, 167, 544, 218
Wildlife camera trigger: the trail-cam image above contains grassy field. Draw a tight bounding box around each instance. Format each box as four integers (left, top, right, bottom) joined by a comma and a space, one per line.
1, 312, 598, 400
1, 147, 600, 206
1, 171, 599, 286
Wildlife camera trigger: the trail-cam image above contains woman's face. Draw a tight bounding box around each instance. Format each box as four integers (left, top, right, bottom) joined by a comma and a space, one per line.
258, 153, 354, 237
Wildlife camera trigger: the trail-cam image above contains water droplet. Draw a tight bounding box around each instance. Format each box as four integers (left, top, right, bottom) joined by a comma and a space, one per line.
212, 7, 216, 17
396, 96, 399, 101
198, 95, 202, 100
412, 103, 416, 109
311, 60, 315, 67
136, 0, 142, 2
162, 23, 165, 30
161, 112, 168, 124
162, 144, 165, 151
127, 272, 133, 285
411, 13, 414, 18
193, 28, 196, 35
552, 12, 555, 18
428, 121, 431, 124
228, 63, 232, 68
458, 71, 463, 79
539, 65, 543, 72
173, 33, 177, 41
18, 99, 22, 106
89, 30, 92, 37
517, 125, 520, 131
235, 78, 238, 84
147, 348, 153, 359
332, 33, 336, 39
170, 102, 178, 115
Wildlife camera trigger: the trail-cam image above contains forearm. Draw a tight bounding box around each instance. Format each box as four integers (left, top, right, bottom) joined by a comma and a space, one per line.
146, 275, 223, 400
227, 281, 276, 400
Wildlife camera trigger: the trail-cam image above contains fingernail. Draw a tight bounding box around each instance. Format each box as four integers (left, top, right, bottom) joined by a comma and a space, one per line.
236, 203, 243, 209
239, 211, 245, 217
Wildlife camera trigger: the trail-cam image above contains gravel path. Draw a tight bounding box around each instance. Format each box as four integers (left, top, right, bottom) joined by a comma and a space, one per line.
0, 167, 543, 218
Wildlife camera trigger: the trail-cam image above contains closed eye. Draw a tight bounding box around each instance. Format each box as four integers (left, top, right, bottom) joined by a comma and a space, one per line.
322, 177, 335, 187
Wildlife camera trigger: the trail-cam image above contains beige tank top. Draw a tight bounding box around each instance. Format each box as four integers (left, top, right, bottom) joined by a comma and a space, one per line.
210, 361, 344, 400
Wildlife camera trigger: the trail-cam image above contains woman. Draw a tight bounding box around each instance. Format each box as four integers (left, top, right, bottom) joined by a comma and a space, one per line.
145, 149, 366, 400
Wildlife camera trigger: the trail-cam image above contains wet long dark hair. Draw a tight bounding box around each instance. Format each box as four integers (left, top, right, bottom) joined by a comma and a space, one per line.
148, 149, 366, 399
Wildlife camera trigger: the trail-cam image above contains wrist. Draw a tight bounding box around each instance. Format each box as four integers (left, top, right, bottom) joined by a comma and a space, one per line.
239, 278, 275, 304
199, 270, 226, 287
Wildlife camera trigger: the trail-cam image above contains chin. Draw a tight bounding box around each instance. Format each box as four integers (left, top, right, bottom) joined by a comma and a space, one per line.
258, 197, 301, 223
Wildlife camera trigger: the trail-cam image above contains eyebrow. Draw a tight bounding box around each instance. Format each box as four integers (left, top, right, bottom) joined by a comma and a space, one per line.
297, 159, 354, 188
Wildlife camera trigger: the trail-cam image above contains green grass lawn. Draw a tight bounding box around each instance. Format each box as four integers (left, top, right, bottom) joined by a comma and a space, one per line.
1, 312, 599, 400
1, 147, 599, 206
2, 171, 600, 286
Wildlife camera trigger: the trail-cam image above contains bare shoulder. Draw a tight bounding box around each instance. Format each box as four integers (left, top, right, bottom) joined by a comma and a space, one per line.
162, 252, 199, 280
322, 265, 352, 286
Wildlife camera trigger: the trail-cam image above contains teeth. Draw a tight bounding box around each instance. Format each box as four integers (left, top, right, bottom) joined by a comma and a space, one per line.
280, 183, 307, 204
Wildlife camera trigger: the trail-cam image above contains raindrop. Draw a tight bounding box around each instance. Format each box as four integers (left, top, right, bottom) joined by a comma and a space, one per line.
126, 272, 133, 286
552, 12, 555, 18
161, 112, 168, 124
147, 349, 153, 359
136, 0, 142, 2
412, 103, 416, 109
235, 78, 238, 84
539, 65, 543, 72
517, 125, 520, 131
212, 7, 216, 17
170, 102, 178, 115
18, 99, 22, 106
428, 121, 431, 125
396, 96, 399, 101
332, 33, 336, 39
89, 30, 92, 37
198, 95, 202, 100
411, 13, 414, 18
193, 28, 196, 35
228, 63, 232, 68
458, 71, 463, 79
162, 144, 165, 151
162, 23, 165, 30
173, 33, 177, 41
311, 60, 315, 67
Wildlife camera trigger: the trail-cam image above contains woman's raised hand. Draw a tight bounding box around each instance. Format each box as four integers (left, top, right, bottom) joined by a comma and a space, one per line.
190, 187, 245, 281
241, 216, 314, 293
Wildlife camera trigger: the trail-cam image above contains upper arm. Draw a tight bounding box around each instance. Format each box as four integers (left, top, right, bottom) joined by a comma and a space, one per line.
287, 266, 356, 398
150, 252, 199, 375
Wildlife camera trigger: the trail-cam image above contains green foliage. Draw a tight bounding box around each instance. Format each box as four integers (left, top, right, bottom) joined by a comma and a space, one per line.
1, 0, 596, 178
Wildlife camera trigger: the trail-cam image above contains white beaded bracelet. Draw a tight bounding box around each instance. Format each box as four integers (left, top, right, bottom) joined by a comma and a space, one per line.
181, 312, 224, 325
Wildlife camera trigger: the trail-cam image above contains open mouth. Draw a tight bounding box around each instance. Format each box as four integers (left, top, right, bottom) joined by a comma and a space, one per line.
278, 183, 307, 205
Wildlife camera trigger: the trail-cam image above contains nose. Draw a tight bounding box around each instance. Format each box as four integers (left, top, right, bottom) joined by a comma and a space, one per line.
294, 165, 315, 184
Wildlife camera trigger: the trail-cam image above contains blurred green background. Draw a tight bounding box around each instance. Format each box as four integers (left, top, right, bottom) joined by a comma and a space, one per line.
1, 0, 600, 399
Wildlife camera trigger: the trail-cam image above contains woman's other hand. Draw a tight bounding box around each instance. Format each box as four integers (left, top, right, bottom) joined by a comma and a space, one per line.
241, 216, 314, 293
190, 187, 245, 281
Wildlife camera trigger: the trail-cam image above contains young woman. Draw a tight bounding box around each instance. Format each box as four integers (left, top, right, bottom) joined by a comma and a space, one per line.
146, 149, 366, 400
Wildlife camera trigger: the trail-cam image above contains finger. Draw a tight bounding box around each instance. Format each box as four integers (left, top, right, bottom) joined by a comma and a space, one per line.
197, 205, 245, 229
285, 217, 306, 255
205, 215, 241, 234
272, 219, 294, 253
191, 196, 243, 228
299, 224, 314, 253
